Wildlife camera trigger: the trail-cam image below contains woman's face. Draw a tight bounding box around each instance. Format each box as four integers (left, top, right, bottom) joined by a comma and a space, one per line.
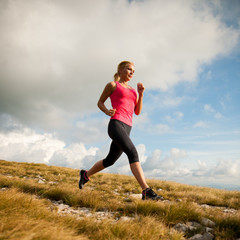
120, 64, 135, 81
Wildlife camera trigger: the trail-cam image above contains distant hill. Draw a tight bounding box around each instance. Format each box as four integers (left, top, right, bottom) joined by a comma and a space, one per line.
0, 160, 239, 240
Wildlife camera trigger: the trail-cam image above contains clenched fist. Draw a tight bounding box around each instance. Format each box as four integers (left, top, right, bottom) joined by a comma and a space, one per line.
137, 82, 145, 94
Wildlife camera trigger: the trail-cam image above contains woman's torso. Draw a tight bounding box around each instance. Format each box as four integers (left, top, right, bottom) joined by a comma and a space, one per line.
110, 81, 137, 126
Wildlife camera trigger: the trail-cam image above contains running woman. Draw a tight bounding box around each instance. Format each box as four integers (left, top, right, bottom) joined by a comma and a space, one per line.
79, 61, 163, 200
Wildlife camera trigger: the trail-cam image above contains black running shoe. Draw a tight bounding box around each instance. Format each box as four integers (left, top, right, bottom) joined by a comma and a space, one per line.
142, 188, 164, 200
79, 170, 89, 189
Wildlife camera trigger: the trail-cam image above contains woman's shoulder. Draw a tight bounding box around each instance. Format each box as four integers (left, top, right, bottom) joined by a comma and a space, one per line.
109, 81, 117, 87
104, 81, 117, 93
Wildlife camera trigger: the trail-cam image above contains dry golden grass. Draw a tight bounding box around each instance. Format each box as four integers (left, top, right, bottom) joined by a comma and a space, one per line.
0, 160, 240, 240
0, 188, 88, 240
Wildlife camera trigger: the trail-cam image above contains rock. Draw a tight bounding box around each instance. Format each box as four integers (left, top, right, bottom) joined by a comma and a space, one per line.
205, 227, 214, 233
163, 200, 171, 204
119, 216, 134, 222
200, 204, 211, 209
189, 233, 213, 240
173, 223, 188, 233
130, 194, 142, 199
49, 181, 58, 185
38, 179, 45, 184
113, 189, 120, 195
201, 217, 215, 227
223, 208, 237, 214
202, 232, 214, 240
187, 221, 202, 228
189, 234, 204, 240
51, 200, 115, 221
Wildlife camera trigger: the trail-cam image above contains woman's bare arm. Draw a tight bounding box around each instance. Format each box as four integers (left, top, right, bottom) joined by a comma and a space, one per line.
135, 82, 145, 115
97, 81, 117, 116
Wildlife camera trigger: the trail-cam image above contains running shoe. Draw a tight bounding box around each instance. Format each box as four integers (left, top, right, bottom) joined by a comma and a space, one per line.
79, 170, 89, 189
142, 188, 164, 200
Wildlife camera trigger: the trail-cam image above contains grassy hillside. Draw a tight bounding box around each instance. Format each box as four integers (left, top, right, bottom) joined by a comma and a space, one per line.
0, 160, 239, 240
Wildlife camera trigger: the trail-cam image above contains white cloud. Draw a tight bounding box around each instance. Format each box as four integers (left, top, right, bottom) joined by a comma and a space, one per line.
164, 112, 184, 123
162, 97, 185, 108
141, 146, 240, 188
1, 126, 239, 189
0, 128, 65, 163
0, 126, 98, 169
0, 0, 238, 131
204, 104, 215, 113
175, 111, 184, 119
193, 121, 209, 128
0, 0, 239, 190
155, 124, 170, 134
204, 104, 222, 119
49, 143, 98, 169
142, 147, 187, 172
136, 144, 147, 164
214, 112, 222, 119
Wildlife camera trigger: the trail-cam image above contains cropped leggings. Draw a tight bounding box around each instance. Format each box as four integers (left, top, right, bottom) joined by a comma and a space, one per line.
102, 119, 139, 168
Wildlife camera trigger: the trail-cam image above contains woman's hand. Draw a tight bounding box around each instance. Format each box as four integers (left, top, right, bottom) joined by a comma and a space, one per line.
137, 82, 145, 95
107, 108, 116, 117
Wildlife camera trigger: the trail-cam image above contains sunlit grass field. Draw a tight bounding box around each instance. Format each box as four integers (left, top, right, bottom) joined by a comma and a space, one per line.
0, 160, 239, 239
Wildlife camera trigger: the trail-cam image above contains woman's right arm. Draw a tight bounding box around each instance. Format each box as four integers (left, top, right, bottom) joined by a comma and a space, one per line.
97, 81, 116, 116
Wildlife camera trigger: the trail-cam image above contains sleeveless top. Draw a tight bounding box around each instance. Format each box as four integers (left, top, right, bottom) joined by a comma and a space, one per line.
110, 81, 137, 126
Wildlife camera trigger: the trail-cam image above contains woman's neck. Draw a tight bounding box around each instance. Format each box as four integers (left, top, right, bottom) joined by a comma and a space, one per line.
119, 79, 128, 86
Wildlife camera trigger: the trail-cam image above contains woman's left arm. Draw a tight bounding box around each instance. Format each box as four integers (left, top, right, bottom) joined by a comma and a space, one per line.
135, 82, 145, 115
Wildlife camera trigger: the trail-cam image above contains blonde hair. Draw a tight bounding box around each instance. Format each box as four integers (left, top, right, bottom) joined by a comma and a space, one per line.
113, 61, 134, 81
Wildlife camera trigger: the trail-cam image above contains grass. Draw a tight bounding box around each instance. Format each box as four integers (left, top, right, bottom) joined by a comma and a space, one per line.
0, 160, 240, 239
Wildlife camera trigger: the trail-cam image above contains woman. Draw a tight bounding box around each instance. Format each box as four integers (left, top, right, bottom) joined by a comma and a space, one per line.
79, 61, 163, 200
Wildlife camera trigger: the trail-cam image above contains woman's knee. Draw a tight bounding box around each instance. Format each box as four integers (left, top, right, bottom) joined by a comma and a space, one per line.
102, 158, 115, 168
127, 147, 139, 164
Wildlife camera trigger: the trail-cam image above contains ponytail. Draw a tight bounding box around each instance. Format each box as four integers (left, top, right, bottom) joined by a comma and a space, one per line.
114, 72, 120, 82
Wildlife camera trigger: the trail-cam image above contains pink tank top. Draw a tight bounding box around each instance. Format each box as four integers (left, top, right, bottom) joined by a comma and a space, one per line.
110, 81, 137, 126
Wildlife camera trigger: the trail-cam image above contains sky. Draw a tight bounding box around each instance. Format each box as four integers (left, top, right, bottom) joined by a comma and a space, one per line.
0, 0, 240, 190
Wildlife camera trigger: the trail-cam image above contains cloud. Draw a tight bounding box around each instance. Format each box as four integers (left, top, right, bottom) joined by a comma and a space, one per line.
0, 0, 239, 131
0, 124, 98, 169
142, 147, 187, 171
0, 128, 65, 163
139, 145, 240, 188
204, 104, 222, 119
0, 0, 239, 190
193, 121, 209, 128
49, 143, 98, 169
204, 104, 215, 113
1, 123, 239, 188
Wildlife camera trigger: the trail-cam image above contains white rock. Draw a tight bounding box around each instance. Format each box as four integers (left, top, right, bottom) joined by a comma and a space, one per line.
205, 227, 214, 233
201, 217, 216, 227
203, 232, 214, 240
189, 234, 204, 240
187, 221, 202, 228
49, 181, 58, 185
223, 208, 237, 214
38, 179, 45, 184
119, 216, 134, 222
173, 223, 188, 233
163, 200, 171, 204
200, 204, 211, 209
130, 194, 142, 199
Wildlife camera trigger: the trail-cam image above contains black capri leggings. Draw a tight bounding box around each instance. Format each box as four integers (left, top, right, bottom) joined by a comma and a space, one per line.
102, 119, 139, 168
